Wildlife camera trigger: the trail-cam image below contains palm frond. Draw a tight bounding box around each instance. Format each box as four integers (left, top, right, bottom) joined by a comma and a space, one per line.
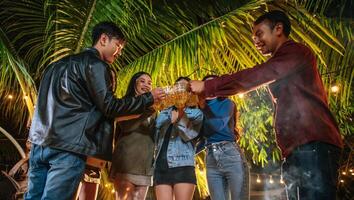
0, 27, 37, 119
0, 0, 352, 171
0, 0, 51, 79
114, 0, 345, 95
110, 0, 351, 166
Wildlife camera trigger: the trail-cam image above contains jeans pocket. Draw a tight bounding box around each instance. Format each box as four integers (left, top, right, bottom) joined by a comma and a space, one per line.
223, 148, 241, 162
49, 148, 85, 167
206, 152, 218, 168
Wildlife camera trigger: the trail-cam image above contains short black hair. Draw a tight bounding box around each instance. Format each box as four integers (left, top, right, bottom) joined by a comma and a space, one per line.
91, 21, 125, 46
202, 74, 219, 81
175, 76, 191, 83
124, 71, 151, 98
254, 10, 291, 37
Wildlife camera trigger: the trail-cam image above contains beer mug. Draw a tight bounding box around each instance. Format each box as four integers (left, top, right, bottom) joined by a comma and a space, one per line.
186, 94, 199, 107
174, 82, 189, 109
163, 85, 175, 108
152, 85, 174, 110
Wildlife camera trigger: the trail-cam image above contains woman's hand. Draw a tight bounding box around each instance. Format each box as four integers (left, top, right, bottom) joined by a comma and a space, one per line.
171, 108, 185, 124
171, 110, 179, 124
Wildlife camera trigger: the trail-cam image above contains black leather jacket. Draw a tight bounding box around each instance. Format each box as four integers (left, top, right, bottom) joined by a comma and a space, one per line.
29, 48, 154, 161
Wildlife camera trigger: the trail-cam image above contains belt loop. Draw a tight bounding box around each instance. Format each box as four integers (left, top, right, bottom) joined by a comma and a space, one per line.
206, 140, 233, 150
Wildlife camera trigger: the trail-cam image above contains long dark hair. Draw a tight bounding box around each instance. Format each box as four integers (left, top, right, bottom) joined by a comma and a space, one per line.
124, 71, 152, 98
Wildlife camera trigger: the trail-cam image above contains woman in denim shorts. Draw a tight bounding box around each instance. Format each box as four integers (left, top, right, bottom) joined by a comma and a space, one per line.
153, 77, 203, 200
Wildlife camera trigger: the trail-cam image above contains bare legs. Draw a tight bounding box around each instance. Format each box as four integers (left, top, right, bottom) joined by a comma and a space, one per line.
155, 183, 195, 200
155, 185, 173, 200
114, 178, 148, 200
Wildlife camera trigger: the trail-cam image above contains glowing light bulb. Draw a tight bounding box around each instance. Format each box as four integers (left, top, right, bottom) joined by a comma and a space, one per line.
340, 179, 344, 183
238, 93, 244, 98
331, 85, 339, 93
342, 171, 347, 175
280, 177, 284, 184
111, 189, 115, 193
349, 169, 353, 173
256, 175, 261, 183
269, 175, 274, 184
7, 95, 13, 99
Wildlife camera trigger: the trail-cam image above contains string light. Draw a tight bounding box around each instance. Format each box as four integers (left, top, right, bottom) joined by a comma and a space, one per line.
7, 95, 13, 99
256, 174, 261, 183
331, 85, 340, 93
23, 95, 28, 99
340, 179, 344, 183
111, 189, 115, 194
269, 175, 274, 184
254, 173, 286, 185
349, 169, 353, 173
342, 171, 347, 175
238, 93, 244, 98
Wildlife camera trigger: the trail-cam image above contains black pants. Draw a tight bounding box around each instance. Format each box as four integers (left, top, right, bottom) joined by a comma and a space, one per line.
282, 141, 341, 200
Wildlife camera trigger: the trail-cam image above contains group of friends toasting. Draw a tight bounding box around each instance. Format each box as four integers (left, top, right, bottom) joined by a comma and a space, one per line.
25, 10, 343, 200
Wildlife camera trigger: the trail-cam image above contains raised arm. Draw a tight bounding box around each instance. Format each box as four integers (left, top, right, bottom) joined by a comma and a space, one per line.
85, 61, 154, 118
201, 42, 314, 97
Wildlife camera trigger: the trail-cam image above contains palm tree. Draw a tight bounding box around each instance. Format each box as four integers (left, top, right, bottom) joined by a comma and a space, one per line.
0, 0, 352, 199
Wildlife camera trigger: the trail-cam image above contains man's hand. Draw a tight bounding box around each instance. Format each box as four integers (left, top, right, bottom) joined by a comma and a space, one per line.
189, 80, 205, 94
151, 87, 166, 103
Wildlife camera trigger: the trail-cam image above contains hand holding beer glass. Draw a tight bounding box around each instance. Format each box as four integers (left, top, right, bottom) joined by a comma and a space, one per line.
153, 79, 198, 110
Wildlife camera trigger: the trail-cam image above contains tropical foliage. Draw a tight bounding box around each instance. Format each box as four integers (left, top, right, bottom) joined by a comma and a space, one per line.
0, 0, 352, 199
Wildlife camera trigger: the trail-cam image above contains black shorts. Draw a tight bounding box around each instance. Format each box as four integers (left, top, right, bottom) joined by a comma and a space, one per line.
154, 166, 196, 185
154, 124, 196, 185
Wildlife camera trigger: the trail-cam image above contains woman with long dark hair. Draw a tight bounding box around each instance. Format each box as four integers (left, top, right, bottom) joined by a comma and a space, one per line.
110, 71, 156, 200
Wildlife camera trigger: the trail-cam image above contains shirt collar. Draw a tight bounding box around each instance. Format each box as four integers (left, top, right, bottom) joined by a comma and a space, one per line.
83, 47, 101, 59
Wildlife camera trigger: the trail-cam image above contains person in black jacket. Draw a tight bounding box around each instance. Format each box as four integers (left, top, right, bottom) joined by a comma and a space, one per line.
25, 21, 165, 200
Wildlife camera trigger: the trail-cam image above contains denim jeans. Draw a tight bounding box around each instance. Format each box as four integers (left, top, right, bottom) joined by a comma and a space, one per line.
282, 141, 341, 200
24, 144, 86, 200
206, 141, 249, 200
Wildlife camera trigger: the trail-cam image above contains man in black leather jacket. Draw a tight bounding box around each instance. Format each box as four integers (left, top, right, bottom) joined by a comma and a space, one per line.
25, 22, 165, 200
